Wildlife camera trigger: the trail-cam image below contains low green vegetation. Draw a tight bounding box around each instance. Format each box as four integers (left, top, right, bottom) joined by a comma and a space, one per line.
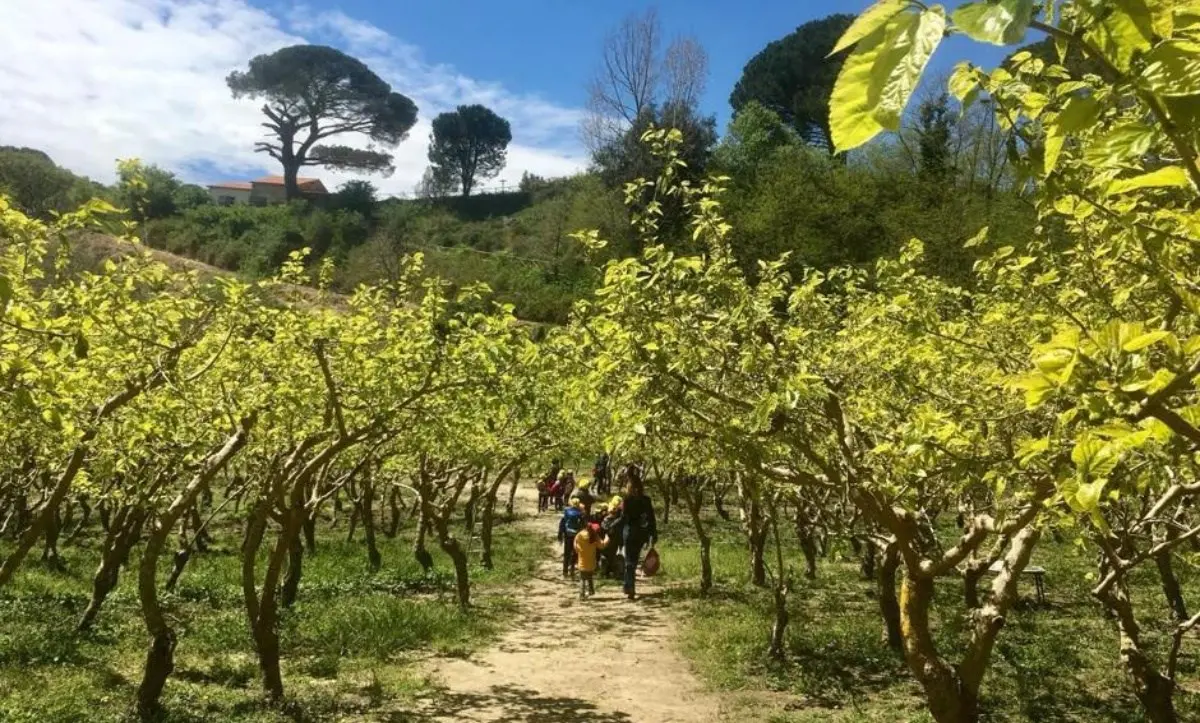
655, 512, 1199, 723
0, 515, 537, 722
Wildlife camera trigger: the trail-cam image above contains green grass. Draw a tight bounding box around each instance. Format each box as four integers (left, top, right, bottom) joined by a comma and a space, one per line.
653, 512, 1200, 723
0, 512, 539, 722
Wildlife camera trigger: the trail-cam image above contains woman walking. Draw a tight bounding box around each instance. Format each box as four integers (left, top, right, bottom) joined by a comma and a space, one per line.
619, 466, 657, 600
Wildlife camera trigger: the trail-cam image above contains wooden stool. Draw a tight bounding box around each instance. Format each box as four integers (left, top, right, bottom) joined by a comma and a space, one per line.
987, 561, 1047, 604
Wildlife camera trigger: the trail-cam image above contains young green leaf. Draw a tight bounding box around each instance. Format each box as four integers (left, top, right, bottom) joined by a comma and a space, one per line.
952, 0, 1034, 46
1044, 95, 1102, 175
1085, 0, 1154, 71
875, 7, 947, 130
830, 0, 910, 56
1084, 122, 1158, 169
830, 15, 910, 152
1140, 40, 1200, 97
1104, 165, 1192, 195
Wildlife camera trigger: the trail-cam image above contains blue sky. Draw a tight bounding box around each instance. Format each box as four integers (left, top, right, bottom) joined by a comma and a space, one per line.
2, 0, 1014, 195
266, 0, 1010, 129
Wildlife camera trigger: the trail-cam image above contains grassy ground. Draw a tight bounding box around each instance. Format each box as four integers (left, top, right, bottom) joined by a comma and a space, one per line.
0, 512, 541, 723
652, 510, 1200, 723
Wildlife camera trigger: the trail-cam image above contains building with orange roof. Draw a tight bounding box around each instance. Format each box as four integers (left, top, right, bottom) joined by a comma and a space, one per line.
208, 175, 329, 206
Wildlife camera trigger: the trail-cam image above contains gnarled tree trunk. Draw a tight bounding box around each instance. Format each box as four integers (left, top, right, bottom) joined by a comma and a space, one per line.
138, 420, 251, 719
682, 480, 712, 593
878, 543, 902, 652
79, 506, 145, 631
1100, 581, 1179, 723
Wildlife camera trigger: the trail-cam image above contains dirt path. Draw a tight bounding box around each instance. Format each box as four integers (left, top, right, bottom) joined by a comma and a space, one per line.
416, 488, 722, 722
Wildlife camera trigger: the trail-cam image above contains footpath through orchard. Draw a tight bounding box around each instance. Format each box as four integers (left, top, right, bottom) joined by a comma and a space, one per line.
417, 485, 722, 722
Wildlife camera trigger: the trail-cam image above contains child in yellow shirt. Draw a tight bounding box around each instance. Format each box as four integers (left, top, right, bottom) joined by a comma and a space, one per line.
573, 523, 609, 600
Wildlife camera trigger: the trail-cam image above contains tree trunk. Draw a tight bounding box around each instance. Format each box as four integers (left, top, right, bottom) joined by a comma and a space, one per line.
505, 469, 520, 520
964, 561, 986, 609
1101, 581, 1179, 723
41, 508, 64, 571
768, 584, 789, 659
79, 507, 144, 631
302, 509, 317, 552
138, 628, 176, 721
748, 527, 766, 587
139, 523, 179, 716
98, 500, 111, 534
247, 501, 297, 701
1154, 549, 1188, 623
345, 492, 357, 542
798, 529, 818, 580
899, 570, 977, 723
767, 512, 790, 659
877, 544, 903, 652
661, 485, 671, 527
414, 504, 433, 573
861, 539, 878, 580
67, 495, 92, 542
138, 421, 251, 719
480, 494, 498, 570
433, 514, 471, 609
713, 488, 731, 521
684, 487, 712, 593
281, 535, 303, 608
385, 487, 402, 538
190, 505, 210, 553
165, 547, 191, 593
362, 479, 381, 572
282, 151, 301, 202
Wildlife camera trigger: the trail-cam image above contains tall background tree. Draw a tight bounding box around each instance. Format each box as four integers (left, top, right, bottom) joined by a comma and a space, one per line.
729, 14, 854, 152
227, 45, 418, 201
428, 105, 512, 198
583, 8, 710, 153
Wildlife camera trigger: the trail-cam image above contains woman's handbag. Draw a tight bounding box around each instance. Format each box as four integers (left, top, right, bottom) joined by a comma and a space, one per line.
642, 547, 661, 577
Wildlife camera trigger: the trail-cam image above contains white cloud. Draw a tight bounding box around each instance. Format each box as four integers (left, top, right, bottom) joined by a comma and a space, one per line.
0, 0, 588, 197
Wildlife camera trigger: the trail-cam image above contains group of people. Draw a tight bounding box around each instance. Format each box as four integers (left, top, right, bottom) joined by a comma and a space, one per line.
550, 461, 657, 601
536, 453, 613, 514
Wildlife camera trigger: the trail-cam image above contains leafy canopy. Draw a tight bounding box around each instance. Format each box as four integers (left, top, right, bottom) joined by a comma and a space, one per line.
428, 104, 513, 198
227, 45, 418, 196
730, 14, 855, 151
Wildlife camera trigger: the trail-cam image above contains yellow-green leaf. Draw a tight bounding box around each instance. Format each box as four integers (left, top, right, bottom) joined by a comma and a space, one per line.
1122, 330, 1172, 351
948, 61, 978, 101
1105, 165, 1192, 195
952, 0, 1034, 45
831, 0, 910, 55
874, 7, 947, 130
1086, 0, 1154, 71
1084, 122, 1157, 169
831, 12, 919, 152
1044, 95, 1101, 175
1141, 40, 1200, 97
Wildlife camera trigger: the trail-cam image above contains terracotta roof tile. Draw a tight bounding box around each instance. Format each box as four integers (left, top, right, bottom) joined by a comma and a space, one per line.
208, 182, 252, 191
253, 175, 324, 189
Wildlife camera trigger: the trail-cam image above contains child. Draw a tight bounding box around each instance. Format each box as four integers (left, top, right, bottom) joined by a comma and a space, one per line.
560, 470, 576, 507
536, 478, 549, 513
574, 521, 609, 600
574, 477, 595, 513
549, 476, 564, 511
557, 499, 586, 578
600, 496, 624, 579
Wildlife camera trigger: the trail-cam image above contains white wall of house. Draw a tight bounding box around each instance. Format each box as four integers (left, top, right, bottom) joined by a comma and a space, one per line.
250, 183, 288, 204
209, 187, 251, 205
